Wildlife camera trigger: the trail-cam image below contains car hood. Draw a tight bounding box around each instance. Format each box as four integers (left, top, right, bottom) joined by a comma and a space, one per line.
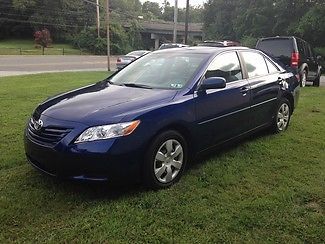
34, 82, 177, 125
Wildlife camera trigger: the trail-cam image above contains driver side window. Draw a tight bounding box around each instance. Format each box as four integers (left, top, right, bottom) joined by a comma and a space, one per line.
205, 52, 243, 82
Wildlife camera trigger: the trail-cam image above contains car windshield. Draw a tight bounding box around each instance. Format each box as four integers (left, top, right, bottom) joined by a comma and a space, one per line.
110, 52, 208, 89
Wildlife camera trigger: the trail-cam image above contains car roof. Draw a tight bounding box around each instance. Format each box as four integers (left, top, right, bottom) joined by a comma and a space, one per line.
154, 46, 250, 56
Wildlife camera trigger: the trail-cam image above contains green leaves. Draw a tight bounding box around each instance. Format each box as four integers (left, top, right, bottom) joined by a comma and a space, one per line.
203, 0, 325, 46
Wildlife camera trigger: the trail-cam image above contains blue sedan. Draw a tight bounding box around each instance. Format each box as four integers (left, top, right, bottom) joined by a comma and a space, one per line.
24, 47, 300, 189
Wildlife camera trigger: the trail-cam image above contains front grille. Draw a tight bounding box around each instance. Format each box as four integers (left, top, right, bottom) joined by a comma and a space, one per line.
27, 120, 72, 147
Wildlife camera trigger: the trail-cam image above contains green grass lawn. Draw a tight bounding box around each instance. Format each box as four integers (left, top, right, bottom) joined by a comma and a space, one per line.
0, 39, 84, 55
0, 72, 324, 243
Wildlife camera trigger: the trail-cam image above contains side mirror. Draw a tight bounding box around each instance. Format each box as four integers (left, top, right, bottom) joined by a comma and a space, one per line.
199, 77, 226, 90
317, 55, 322, 61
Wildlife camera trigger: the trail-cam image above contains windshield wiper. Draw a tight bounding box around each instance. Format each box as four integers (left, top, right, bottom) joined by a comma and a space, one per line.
122, 83, 153, 89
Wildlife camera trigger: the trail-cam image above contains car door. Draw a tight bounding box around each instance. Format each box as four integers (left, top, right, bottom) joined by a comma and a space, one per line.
194, 51, 251, 151
240, 51, 281, 129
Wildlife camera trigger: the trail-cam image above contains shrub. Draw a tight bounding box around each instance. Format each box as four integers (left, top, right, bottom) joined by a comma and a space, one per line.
72, 28, 106, 55
72, 21, 143, 55
240, 35, 258, 48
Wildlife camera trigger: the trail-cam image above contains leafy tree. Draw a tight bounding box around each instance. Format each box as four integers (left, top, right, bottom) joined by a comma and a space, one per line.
294, 5, 325, 46
203, 0, 237, 40
203, 0, 325, 48
142, 1, 162, 19
34, 28, 52, 54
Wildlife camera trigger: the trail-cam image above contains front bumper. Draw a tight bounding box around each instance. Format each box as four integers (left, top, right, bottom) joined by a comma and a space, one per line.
24, 116, 144, 181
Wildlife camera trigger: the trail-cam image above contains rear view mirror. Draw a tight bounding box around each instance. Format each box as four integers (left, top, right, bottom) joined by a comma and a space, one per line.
199, 77, 226, 90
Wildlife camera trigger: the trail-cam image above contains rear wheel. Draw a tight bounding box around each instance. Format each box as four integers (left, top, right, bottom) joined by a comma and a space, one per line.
143, 130, 188, 189
300, 70, 307, 87
272, 98, 291, 133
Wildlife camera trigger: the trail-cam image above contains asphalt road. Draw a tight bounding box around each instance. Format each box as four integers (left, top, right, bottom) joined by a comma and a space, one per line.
0, 55, 324, 87
0, 55, 116, 76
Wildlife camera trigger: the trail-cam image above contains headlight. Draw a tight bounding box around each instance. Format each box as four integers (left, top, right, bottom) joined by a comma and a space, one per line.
75, 120, 140, 143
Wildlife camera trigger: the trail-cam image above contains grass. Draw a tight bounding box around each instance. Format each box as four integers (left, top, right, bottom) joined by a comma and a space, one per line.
0, 72, 324, 243
0, 39, 84, 55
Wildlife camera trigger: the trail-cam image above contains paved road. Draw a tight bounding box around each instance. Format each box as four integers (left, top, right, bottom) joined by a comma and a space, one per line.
0, 55, 116, 77
0, 55, 324, 87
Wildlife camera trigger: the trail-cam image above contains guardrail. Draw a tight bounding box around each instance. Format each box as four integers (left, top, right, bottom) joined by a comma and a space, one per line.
0, 47, 86, 55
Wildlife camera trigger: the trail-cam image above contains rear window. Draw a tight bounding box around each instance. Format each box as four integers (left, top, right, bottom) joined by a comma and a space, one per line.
257, 39, 293, 58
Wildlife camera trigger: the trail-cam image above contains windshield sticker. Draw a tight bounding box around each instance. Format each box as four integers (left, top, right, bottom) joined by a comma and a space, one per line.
170, 83, 183, 88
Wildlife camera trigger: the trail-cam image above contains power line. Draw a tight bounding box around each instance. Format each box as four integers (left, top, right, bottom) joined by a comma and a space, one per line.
0, 17, 88, 28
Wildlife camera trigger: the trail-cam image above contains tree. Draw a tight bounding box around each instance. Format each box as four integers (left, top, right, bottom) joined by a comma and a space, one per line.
142, 1, 162, 19
294, 5, 325, 46
34, 28, 52, 54
202, 0, 324, 47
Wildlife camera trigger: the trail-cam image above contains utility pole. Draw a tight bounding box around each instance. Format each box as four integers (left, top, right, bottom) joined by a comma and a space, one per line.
173, 0, 178, 43
184, 0, 189, 44
106, 0, 110, 71
96, 0, 100, 37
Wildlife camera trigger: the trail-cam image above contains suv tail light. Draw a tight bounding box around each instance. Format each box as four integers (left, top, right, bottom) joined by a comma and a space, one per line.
291, 52, 299, 68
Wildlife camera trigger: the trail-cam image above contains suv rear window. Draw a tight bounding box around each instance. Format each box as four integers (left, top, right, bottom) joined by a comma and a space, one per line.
257, 39, 293, 58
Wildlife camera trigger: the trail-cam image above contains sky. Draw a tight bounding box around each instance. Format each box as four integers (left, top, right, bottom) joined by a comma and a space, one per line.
139, 0, 206, 8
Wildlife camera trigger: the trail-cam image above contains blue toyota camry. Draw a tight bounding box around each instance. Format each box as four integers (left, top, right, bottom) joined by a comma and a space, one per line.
24, 46, 300, 188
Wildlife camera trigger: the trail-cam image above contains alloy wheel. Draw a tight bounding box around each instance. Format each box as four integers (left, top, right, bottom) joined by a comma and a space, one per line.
154, 139, 184, 183
277, 103, 290, 131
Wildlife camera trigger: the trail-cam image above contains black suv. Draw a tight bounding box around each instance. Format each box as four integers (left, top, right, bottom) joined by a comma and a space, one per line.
256, 36, 322, 87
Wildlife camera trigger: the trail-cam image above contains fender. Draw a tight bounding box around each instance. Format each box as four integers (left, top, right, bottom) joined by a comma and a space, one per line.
299, 63, 308, 75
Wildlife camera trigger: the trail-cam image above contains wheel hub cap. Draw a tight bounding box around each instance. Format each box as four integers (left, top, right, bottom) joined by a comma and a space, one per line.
277, 103, 289, 131
154, 139, 183, 183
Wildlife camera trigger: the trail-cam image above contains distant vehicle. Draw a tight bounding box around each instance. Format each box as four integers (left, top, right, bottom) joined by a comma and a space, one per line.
116, 50, 150, 70
256, 36, 322, 87
197, 40, 241, 47
158, 43, 189, 50
25, 46, 300, 189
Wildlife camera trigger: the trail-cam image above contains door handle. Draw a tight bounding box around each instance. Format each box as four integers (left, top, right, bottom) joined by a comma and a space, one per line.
240, 86, 249, 96
277, 77, 284, 85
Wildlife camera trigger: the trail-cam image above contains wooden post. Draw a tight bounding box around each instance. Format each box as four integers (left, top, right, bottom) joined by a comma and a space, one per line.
185, 0, 190, 44
96, 0, 100, 38
106, 0, 111, 71
173, 0, 178, 43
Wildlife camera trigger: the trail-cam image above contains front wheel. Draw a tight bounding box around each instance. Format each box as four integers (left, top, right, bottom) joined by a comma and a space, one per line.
143, 130, 188, 189
272, 98, 291, 133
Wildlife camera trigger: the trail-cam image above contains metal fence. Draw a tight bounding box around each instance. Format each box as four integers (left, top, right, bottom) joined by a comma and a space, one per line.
0, 47, 86, 55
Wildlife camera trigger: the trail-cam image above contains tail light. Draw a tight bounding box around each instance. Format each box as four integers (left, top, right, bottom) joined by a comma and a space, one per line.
117, 57, 121, 63
291, 52, 299, 69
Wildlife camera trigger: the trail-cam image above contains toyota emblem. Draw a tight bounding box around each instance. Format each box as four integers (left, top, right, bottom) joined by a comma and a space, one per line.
33, 119, 43, 131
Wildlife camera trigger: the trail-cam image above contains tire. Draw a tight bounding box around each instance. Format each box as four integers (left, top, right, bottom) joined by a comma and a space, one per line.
143, 130, 188, 189
272, 98, 292, 133
313, 75, 320, 87
300, 70, 307, 87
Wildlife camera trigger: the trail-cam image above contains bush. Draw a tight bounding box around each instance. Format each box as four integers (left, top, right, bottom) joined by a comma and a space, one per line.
73, 21, 143, 55
72, 28, 106, 55
240, 35, 258, 48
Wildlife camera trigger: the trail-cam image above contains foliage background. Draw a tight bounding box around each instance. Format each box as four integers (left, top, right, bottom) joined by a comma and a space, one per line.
0, 0, 324, 54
